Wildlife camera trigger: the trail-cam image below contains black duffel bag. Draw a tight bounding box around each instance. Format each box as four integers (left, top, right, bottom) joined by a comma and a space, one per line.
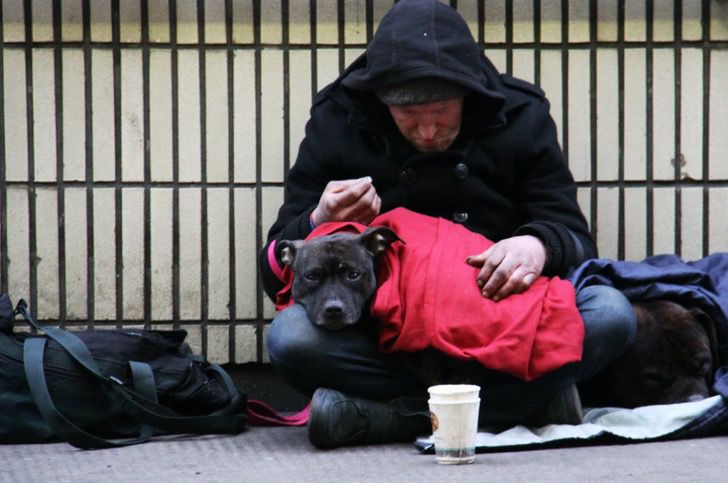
0, 293, 247, 449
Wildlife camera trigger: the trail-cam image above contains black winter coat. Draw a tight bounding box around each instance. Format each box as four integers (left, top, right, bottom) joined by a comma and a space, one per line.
259, 0, 596, 300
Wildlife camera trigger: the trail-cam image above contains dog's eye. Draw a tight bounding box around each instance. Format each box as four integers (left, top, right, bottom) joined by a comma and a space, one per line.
640, 371, 674, 386
346, 270, 361, 281
304, 272, 320, 282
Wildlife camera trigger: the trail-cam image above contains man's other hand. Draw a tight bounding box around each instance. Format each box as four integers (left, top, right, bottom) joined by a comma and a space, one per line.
465, 235, 547, 301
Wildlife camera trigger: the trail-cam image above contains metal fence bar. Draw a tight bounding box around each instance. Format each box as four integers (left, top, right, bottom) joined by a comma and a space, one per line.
141, 0, 152, 328
170, 0, 181, 329
0, 2, 7, 296
588, 0, 598, 255
673, 0, 683, 257
533, 0, 541, 86
111, 0, 123, 326
196, 0, 209, 356
309, 0, 318, 97
253, 0, 264, 363
52, 0, 66, 326
560, 1, 570, 167
701, 0, 711, 258
645, 0, 655, 258
225, 0, 237, 362
617, 0, 626, 260
82, 0, 95, 327
337, 0, 345, 73
23, 0, 38, 320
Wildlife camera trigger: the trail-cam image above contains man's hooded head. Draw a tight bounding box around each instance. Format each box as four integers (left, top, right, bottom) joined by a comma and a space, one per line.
342, 0, 495, 106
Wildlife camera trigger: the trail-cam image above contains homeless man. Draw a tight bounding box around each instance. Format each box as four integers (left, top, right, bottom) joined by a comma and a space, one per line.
259, 0, 637, 449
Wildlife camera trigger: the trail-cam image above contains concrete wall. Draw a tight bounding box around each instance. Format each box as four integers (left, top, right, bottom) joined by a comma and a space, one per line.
1, 0, 727, 363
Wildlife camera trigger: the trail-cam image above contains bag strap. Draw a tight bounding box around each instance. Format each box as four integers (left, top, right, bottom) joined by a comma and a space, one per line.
17, 300, 246, 449
207, 363, 244, 415
24, 337, 156, 449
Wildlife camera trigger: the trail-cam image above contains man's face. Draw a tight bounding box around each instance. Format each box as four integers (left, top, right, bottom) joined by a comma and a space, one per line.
387, 97, 464, 153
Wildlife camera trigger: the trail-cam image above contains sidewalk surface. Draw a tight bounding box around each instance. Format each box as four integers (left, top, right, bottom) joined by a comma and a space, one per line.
2, 429, 727, 483
2, 365, 727, 482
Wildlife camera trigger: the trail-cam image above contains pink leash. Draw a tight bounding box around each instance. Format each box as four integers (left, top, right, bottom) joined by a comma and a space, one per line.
247, 399, 310, 427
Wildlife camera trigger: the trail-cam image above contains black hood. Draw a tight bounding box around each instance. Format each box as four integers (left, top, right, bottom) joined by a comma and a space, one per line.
341, 0, 504, 111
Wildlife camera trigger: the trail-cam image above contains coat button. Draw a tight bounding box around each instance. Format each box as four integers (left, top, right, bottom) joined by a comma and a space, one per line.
454, 163, 469, 180
399, 168, 417, 185
453, 211, 469, 223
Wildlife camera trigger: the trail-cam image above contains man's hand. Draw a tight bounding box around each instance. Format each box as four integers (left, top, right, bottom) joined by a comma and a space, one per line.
466, 235, 547, 302
311, 176, 381, 226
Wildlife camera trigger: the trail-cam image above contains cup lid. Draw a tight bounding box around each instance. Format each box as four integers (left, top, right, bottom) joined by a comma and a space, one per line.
427, 384, 480, 397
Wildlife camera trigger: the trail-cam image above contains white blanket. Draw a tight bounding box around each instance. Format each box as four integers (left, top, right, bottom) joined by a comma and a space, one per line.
416, 396, 725, 452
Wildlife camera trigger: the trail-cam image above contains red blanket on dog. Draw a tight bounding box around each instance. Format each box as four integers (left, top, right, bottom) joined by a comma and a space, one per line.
274, 208, 584, 381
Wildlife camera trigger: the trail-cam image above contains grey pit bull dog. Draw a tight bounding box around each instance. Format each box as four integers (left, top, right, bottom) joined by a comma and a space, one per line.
276, 227, 401, 331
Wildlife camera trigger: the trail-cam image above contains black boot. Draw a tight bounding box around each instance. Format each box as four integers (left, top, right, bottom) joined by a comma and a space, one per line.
524, 383, 583, 426
307, 388, 432, 449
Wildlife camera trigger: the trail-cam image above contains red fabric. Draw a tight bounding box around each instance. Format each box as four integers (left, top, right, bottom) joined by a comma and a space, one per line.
275, 208, 584, 381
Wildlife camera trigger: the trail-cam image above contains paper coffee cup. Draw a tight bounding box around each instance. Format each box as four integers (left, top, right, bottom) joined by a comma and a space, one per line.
427, 384, 480, 465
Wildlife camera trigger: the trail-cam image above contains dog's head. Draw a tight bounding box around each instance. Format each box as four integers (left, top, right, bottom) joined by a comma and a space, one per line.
605, 300, 718, 408
276, 226, 401, 330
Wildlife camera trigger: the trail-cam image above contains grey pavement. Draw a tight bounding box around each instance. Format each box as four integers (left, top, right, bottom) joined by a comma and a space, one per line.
2, 428, 727, 483
3, 365, 728, 482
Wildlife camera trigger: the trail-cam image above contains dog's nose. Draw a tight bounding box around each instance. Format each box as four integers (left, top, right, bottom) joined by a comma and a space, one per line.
324, 303, 344, 315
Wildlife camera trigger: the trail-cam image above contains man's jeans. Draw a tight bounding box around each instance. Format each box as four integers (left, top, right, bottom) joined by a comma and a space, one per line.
267, 285, 636, 426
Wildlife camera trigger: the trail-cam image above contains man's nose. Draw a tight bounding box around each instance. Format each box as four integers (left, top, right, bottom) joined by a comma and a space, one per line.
417, 122, 437, 140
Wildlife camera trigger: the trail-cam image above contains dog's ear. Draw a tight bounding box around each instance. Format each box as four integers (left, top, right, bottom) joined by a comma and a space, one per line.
360, 226, 403, 257
689, 306, 720, 369
276, 239, 305, 266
